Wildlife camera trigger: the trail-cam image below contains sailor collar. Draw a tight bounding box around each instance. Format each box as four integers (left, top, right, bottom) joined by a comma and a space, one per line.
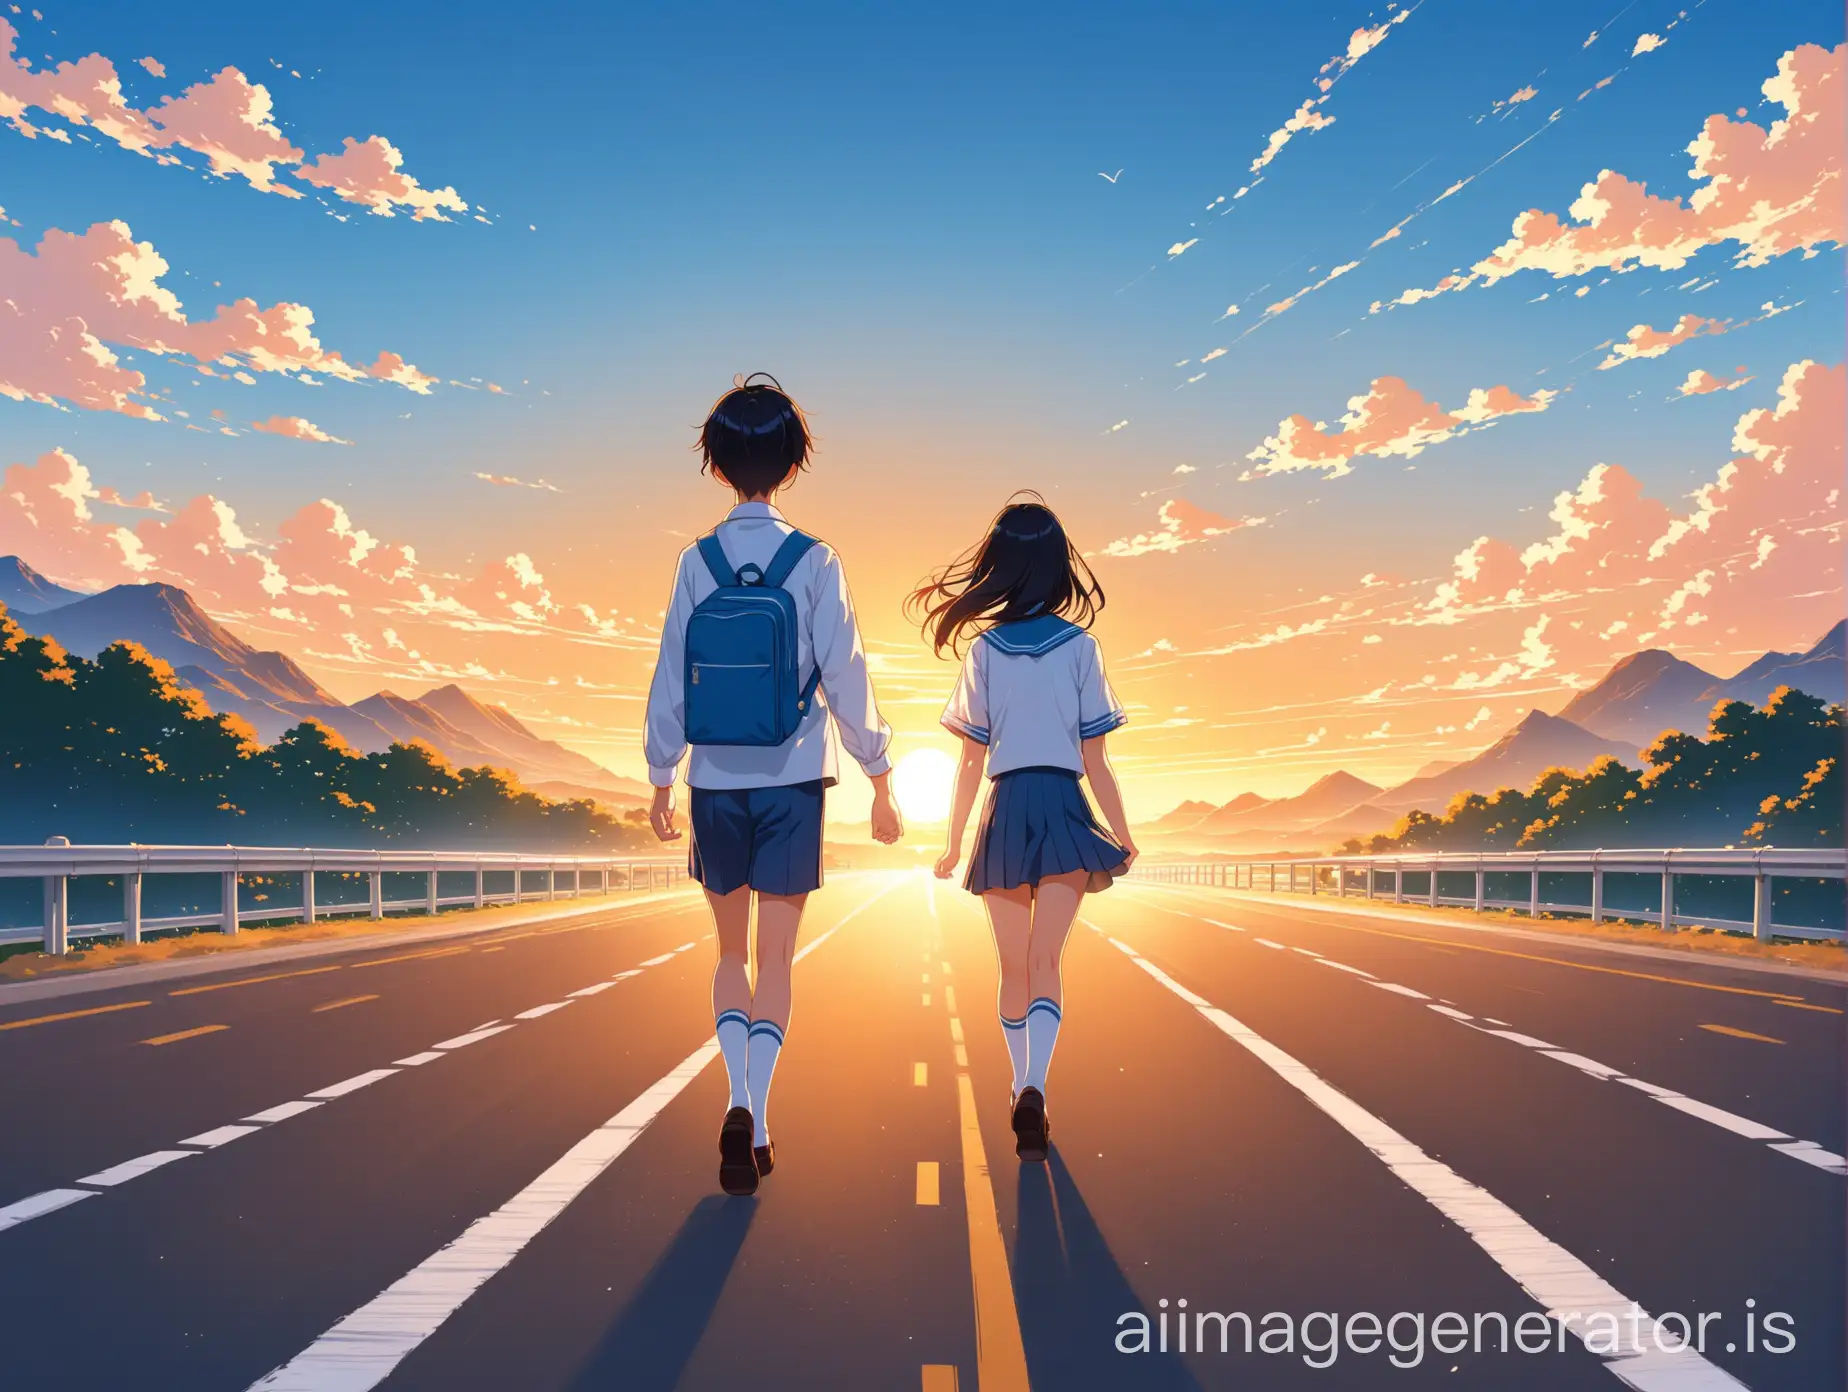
980, 615, 1084, 656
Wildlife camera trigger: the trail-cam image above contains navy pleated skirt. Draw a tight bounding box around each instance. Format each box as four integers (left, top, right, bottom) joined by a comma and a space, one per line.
965, 766, 1129, 895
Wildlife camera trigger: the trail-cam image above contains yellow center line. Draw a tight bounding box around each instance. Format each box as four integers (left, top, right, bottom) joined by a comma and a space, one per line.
916, 1161, 941, 1205
1774, 999, 1844, 1014
171, 963, 344, 997
1142, 896, 1827, 1005
921, 1366, 960, 1391
313, 994, 380, 1013
1699, 1024, 1785, 1044
141, 1024, 229, 1046
0, 999, 151, 1032
349, 945, 472, 970
914, 1062, 929, 1087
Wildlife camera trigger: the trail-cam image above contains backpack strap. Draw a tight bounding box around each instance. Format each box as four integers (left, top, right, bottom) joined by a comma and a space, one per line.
696, 531, 738, 587
796, 663, 823, 714
762, 530, 819, 589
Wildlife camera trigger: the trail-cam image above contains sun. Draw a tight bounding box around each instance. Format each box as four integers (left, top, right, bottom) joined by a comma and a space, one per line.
892, 747, 957, 824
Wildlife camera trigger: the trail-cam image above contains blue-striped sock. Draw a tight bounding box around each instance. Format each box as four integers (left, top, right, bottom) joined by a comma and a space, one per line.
715, 1009, 750, 1110
999, 1012, 1029, 1096
746, 1018, 786, 1146
1024, 997, 1062, 1093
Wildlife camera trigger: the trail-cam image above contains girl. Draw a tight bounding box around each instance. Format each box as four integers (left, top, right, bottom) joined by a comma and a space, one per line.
909, 494, 1137, 1162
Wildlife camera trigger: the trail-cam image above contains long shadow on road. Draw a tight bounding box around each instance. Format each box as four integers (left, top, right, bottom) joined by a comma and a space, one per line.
568, 1194, 755, 1391
1015, 1147, 1204, 1391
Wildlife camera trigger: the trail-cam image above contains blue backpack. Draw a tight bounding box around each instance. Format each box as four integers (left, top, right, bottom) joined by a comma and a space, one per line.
683, 528, 823, 747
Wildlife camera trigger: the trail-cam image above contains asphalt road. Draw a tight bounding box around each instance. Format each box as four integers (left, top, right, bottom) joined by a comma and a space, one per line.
0, 871, 1841, 1391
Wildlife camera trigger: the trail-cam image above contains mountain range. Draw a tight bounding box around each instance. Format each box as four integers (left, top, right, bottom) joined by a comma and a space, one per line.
1, 557, 645, 804
1155, 623, 1842, 850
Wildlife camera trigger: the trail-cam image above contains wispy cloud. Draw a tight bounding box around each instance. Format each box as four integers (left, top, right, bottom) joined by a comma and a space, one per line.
1675, 368, 1753, 396
475, 472, 563, 492
1596, 301, 1795, 370
251, 415, 351, 445
1101, 499, 1265, 557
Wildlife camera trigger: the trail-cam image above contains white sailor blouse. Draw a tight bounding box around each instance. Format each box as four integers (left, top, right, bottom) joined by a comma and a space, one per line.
939, 615, 1128, 777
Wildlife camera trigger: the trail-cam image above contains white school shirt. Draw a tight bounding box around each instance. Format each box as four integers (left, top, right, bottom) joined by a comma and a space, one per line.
644, 501, 893, 790
939, 616, 1128, 777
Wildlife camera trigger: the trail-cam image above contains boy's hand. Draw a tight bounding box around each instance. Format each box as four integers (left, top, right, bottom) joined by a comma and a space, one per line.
933, 846, 961, 879
870, 788, 904, 845
649, 785, 681, 842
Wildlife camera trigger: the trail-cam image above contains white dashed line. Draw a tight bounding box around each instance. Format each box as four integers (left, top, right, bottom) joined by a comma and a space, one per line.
674, 941, 697, 952
1201, 918, 1245, 932
392, 1052, 445, 1068
306, 1069, 399, 1099
1484, 1028, 1557, 1049
244, 1100, 325, 1123
0, 1189, 94, 1231
1315, 958, 1376, 979
78, 1151, 197, 1187
1292, 946, 1325, 959
180, 1124, 261, 1149
433, 1025, 515, 1051
1107, 936, 1750, 1391
568, 983, 614, 998
1426, 1004, 1474, 1021
638, 953, 676, 967
515, 1002, 571, 1019
1253, 937, 1286, 950
1367, 981, 1430, 999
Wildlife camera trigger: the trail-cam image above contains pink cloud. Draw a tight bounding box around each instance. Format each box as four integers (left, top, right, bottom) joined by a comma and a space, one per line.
1598, 314, 1731, 369
1243, 377, 1558, 479
0, 219, 434, 418
1677, 368, 1754, 396
1386, 44, 1843, 305
1251, 99, 1335, 174
295, 135, 468, 221
1424, 360, 1842, 668
1102, 499, 1265, 557
1247, 8, 1416, 176
0, 18, 464, 211
251, 414, 351, 444
475, 472, 561, 492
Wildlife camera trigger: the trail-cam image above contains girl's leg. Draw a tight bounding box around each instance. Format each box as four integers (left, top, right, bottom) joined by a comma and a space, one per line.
982, 885, 1034, 1096
1023, 869, 1088, 1094
708, 887, 753, 1111
746, 891, 807, 1146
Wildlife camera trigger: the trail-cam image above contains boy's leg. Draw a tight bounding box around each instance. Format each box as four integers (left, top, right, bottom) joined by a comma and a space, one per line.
981, 885, 1033, 1096
746, 891, 806, 1146
708, 886, 753, 1110
1022, 870, 1088, 1094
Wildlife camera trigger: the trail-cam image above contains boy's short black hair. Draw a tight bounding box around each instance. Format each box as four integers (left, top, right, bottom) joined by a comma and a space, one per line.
697, 373, 812, 497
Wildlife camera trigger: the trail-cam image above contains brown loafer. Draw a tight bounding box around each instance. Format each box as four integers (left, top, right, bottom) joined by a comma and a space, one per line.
719, 1106, 758, 1195
1011, 1086, 1049, 1162
754, 1142, 775, 1177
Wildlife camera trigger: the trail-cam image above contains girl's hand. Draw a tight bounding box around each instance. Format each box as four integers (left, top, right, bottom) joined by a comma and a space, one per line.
1116, 837, 1139, 871
934, 846, 961, 878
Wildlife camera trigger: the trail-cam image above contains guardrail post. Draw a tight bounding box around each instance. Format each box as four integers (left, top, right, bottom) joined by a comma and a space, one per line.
1393, 868, 1404, 904
1472, 869, 1485, 913
369, 871, 384, 920
41, 836, 70, 956
303, 868, 316, 924
220, 869, 240, 934
1528, 867, 1540, 918
1363, 867, 1373, 900
123, 871, 142, 945
1591, 866, 1604, 923
474, 867, 485, 909
1660, 868, 1674, 932
547, 867, 557, 902
1752, 872, 1772, 942
1427, 864, 1439, 907
1308, 863, 1318, 895
426, 870, 439, 916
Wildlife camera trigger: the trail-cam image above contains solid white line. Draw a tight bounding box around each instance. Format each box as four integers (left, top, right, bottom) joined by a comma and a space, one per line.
391, 1052, 444, 1068
1107, 937, 1748, 1391
432, 1025, 515, 1051
0, 1188, 94, 1231
567, 983, 614, 998
306, 1069, 398, 1100
515, 1002, 571, 1019
180, 1124, 261, 1149
248, 1043, 720, 1392
244, 1100, 326, 1123
78, 1150, 197, 1188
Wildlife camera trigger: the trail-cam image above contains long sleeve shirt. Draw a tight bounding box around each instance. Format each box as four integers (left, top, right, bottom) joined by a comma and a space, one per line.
643, 501, 894, 790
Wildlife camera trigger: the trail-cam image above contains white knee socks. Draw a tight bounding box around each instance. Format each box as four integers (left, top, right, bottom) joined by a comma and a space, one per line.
715, 1008, 750, 1110
746, 1018, 785, 1146
999, 1012, 1029, 1096
1024, 997, 1062, 1093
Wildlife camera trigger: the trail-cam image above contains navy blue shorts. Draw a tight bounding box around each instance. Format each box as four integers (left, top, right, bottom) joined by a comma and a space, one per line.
688, 780, 826, 896
965, 766, 1128, 896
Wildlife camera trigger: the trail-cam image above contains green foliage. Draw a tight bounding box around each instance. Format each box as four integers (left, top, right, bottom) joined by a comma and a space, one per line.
0, 602, 645, 851
1342, 687, 1843, 853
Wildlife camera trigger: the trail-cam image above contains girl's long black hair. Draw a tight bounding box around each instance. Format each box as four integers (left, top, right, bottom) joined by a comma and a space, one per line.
907, 492, 1105, 657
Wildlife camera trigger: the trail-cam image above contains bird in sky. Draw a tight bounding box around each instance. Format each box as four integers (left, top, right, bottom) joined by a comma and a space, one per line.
1098, 169, 1123, 183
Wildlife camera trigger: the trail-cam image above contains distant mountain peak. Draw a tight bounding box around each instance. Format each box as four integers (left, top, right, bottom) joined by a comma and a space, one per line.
0, 554, 91, 615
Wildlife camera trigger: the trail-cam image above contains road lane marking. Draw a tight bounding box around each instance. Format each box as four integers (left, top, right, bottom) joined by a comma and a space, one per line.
392, 1052, 444, 1067
916, 1161, 941, 1205
349, 945, 472, 969
515, 1002, 571, 1019
141, 1024, 229, 1046
433, 1024, 515, 1050
241, 879, 897, 1388
249, 1042, 720, 1392
0, 1000, 150, 1031
0, 1189, 94, 1231
306, 1069, 398, 1100
638, 952, 676, 967
244, 1101, 324, 1123
945, 986, 958, 1013
1107, 936, 1753, 1391
312, 994, 379, 1013
954, 1072, 1030, 1390
568, 982, 615, 997
180, 1124, 261, 1149
1769, 1140, 1848, 1171
923, 973, 931, 983
923, 992, 932, 1006
921, 1366, 959, 1391
675, 941, 697, 952
1367, 981, 1429, 1000
1293, 946, 1324, 958
78, 1151, 197, 1187
949, 1018, 964, 1043
171, 965, 343, 997
954, 1044, 969, 1067
915, 1063, 928, 1086
941, 961, 952, 974
1254, 937, 1285, 950
1202, 918, 1245, 932
1772, 999, 1843, 1013
610, 969, 643, 982
1699, 1024, 1783, 1044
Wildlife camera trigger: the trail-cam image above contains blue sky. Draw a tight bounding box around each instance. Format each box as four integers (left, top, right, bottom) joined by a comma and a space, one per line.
1, 0, 1840, 809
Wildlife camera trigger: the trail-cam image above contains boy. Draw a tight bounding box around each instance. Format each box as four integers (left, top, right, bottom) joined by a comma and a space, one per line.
644, 373, 902, 1197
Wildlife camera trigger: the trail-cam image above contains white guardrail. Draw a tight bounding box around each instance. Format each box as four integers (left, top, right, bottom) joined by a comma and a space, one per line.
1126, 847, 1847, 944
1, 839, 692, 956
